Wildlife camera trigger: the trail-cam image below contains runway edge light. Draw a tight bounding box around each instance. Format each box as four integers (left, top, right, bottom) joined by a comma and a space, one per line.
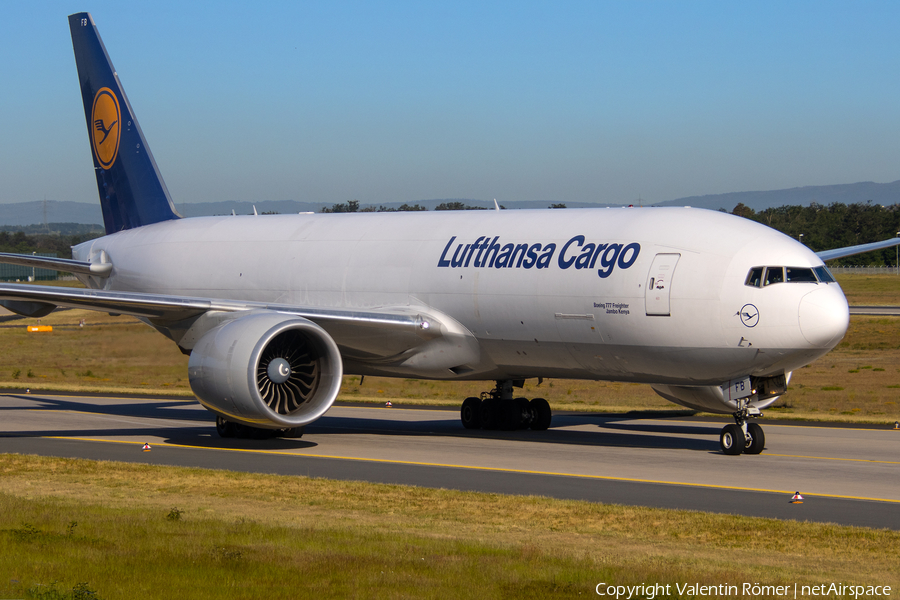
790, 492, 804, 504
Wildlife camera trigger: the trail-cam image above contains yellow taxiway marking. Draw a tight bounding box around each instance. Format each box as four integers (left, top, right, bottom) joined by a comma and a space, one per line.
24, 407, 899, 465
44, 435, 900, 504
10, 398, 899, 431
686, 420, 894, 433
764, 453, 900, 465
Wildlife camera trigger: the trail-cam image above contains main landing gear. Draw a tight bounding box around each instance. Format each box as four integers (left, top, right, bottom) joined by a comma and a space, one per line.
460, 380, 552, 431
216, 416, 304, 439
719, 401, 764, 455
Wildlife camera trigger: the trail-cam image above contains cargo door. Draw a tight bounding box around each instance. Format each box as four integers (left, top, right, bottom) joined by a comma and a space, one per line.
645, 253, 680, 316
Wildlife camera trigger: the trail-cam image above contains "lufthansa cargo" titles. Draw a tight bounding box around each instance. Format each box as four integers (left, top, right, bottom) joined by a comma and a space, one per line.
437, 235, 641, 278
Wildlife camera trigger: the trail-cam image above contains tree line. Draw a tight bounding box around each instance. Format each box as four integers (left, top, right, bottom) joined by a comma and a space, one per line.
0, 230, 103, 257
2, 203, 898, 266
320, 200, 492, 212
731, 202, 900, 266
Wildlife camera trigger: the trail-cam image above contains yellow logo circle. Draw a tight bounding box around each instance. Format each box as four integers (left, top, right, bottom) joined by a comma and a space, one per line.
91, 87, 120, 169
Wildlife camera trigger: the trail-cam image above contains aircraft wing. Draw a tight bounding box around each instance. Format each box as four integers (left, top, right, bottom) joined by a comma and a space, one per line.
816, 237, 900, 262
0, 282, 422, 328
0, 252, 112, 276
0, 282, 474, 370
0, 282, 217, 320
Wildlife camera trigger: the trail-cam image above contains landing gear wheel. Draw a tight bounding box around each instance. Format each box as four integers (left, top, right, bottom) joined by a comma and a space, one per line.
744, 423, 765, 454
461, 397, 482, 429
216, 416, 237, 438
500, 398, 529, 430
720, 423, 744, 455
280, 426, 304, 439
249, 426, 275, 440
473, 380, 553, 432
481, 398, 501, 430
529, 398, 551, 430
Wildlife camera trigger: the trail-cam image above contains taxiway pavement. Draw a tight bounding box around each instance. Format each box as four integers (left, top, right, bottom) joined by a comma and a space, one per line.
1, 393, 897, 529
849, 306, 900, 316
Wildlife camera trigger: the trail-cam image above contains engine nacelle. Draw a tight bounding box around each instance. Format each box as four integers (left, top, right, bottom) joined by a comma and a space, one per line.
188, 312, 343, 429
651, 373, 791, 414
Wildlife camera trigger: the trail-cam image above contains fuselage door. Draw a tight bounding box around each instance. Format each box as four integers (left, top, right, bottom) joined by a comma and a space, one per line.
645, 253, 680, 316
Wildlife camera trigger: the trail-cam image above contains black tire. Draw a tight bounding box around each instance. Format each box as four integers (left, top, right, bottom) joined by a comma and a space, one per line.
500, 397, 529, 430
529, 398, 552, 430
720, 424, 744, 455
280, 426, 304, 439
461, 397, 482, 429
481, 398, 501, 430
216, 416, 237, 438
250, 426, 275, 440
745, 423, 765, 454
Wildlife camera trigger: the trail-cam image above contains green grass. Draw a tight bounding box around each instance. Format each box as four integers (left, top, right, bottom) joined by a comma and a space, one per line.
2, 498, 599, 600
1, 455, 898, 599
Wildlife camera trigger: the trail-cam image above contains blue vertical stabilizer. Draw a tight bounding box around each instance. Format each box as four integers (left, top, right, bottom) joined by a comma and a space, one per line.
69, 13, 180, 234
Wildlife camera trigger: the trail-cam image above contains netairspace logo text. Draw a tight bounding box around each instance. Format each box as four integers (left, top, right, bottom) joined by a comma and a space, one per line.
595, 582, 892, 599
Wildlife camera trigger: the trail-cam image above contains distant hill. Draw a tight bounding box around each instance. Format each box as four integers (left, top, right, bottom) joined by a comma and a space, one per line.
1, 180, 898, 226
652, 180, 900, 211
0, 200, 103, 227
0, 199, 613, 225
183, 198, 615, 215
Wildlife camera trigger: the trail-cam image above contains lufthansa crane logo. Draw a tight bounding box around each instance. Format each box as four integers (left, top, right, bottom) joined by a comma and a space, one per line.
90, 87, 120, 169
739, 304, 759, 328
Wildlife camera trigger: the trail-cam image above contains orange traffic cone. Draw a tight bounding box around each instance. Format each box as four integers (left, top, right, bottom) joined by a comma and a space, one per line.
790, 492, 804, 504
142, 443, 151, 452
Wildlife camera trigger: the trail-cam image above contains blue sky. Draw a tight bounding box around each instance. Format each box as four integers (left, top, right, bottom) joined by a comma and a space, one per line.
1, 1, 898, 207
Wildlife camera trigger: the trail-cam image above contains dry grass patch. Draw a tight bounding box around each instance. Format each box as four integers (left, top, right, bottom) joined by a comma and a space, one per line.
338, 376, 671, 411
836, 273, 900, 305
773, 316, 900, 421
0, 308, 191, 395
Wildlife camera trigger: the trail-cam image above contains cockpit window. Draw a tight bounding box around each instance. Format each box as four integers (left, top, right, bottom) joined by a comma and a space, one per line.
764, 267, 784, 286
745, 267, 763, 288
814, 265, 836, 283
786, 267, 817, 283
746, 265, 836, 287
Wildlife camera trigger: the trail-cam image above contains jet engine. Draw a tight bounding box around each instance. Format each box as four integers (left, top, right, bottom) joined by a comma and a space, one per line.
188, 312, 343, 429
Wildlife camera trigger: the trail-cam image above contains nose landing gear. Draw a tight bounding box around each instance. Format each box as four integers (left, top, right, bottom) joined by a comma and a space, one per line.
460, 380, 552, 431
719, 401, 764, 455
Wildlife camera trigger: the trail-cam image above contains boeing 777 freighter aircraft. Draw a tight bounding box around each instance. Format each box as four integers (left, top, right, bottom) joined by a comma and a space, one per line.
2, 13, 897, 455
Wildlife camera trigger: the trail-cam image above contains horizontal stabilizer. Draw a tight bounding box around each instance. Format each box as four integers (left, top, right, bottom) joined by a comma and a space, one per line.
0, 252, 112, 277
0, 299, 56, 318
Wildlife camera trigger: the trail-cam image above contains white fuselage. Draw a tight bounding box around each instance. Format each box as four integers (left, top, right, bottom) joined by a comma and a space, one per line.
73, 207, 849, 387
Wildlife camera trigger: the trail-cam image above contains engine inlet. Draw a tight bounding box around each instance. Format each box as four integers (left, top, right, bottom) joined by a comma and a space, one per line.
256, 330, 320, 415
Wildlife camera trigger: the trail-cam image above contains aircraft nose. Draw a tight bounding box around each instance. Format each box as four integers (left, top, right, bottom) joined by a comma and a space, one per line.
798, 285, 849, 349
